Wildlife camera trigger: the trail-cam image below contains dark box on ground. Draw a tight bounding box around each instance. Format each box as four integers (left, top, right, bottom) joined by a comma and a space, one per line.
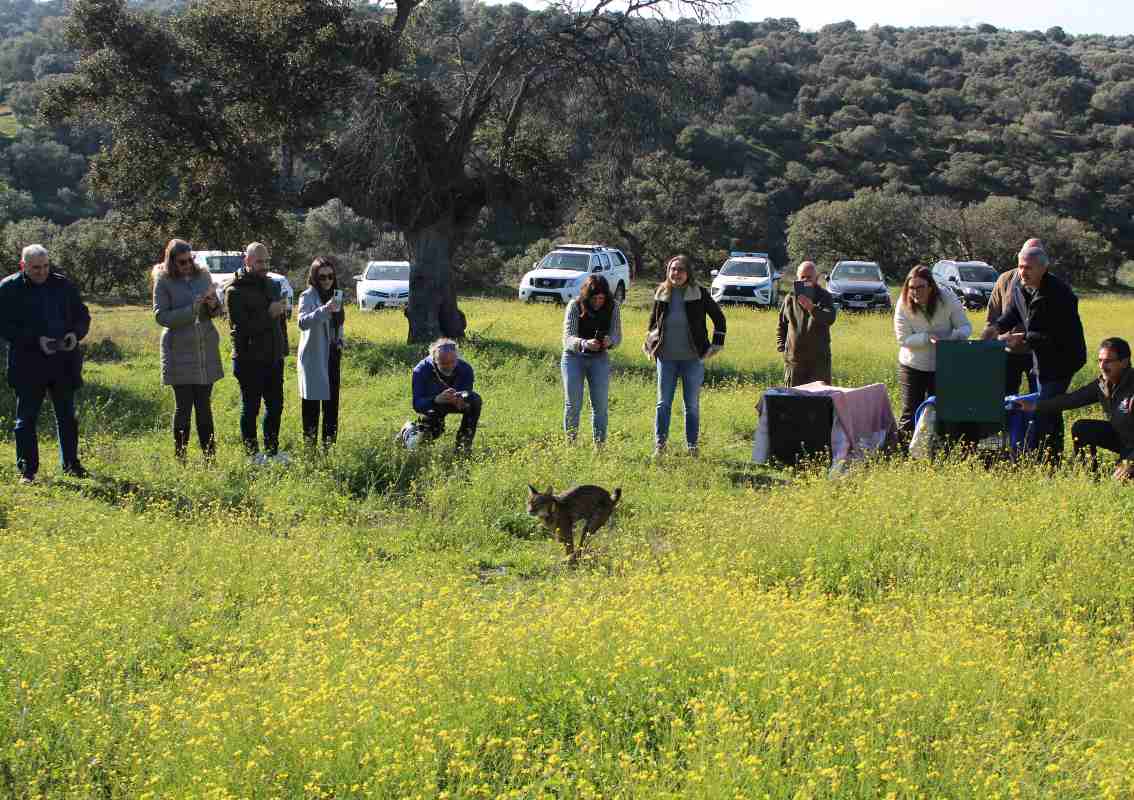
765, 394, 834, 466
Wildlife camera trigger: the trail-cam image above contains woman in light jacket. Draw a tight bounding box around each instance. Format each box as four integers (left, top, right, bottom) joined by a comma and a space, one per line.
561, 275, 622, 444
297, 256, 345, 448
894, 264, 972, 435
152, 239, 224, 461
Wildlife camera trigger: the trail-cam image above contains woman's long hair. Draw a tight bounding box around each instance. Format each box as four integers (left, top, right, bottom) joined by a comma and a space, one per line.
578, 274, 612, 318
899, 265, 939, 317
307, 256, 339, 291
151, 239, 195, 283
657, 254, 695, 294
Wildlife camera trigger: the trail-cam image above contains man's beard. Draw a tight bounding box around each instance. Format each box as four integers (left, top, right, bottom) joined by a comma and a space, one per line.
438, 366, 455, 377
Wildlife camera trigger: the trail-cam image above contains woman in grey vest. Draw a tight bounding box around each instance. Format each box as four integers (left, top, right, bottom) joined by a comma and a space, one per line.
297, 256, 345, 448
152, 239, 224, 461
561, 275, 622, 444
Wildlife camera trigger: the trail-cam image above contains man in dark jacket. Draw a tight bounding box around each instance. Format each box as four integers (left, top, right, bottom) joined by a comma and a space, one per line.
226, 242, 289, 463
410, 338, 482, 452
990, 245, 1087, 461
777, 260, 837, 386
0, 244, 91, 482
1016, 337, 1134, 481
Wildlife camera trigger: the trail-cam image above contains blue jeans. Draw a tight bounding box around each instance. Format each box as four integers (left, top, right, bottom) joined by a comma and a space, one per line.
234, 358, 285, 455
1028, 376, 1072, 461
655, 358, 704, 448
14, 381, 79, 477
561, 351, 610, 442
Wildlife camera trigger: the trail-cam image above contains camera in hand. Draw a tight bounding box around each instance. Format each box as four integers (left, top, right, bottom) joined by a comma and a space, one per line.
459, 390, 471, 400
793, 281, 817, 302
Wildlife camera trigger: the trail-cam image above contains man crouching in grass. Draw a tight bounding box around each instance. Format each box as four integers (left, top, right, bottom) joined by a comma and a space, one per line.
1016, 337, 1134, 481
411, 338, 482, 454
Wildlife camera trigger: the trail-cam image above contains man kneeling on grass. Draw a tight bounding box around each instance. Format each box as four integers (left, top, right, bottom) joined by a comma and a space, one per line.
410, 338, 482, 454
1016, 337, 1134, 481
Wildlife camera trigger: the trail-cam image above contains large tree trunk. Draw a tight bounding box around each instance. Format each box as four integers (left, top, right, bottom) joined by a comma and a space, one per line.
404, 217, 467, 344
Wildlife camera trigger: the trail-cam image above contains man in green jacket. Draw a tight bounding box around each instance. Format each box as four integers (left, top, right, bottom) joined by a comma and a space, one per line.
226, 242, 289, 463
1016, 336, 1134, 480
777, 261, 837, 386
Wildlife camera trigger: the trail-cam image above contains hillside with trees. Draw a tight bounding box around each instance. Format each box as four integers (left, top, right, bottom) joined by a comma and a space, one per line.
0, 0, 1132, 318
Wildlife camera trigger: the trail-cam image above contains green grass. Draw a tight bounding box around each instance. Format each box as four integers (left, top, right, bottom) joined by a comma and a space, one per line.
2, 290, 1134, 797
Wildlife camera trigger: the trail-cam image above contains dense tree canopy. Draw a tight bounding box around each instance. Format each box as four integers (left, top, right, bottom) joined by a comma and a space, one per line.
0, 1, 1131, 306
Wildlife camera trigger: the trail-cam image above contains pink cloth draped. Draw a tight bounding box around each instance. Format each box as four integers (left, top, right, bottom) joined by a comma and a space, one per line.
783, 382, 898, 461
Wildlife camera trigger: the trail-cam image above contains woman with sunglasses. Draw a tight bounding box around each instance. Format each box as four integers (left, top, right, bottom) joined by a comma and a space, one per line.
297, 256, 345, 448
152, 239, 224, 461
561, 274, 622, 444
894, 264, 972, 436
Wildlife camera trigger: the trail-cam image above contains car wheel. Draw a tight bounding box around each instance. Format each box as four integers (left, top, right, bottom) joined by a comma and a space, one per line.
615, 282, 626, 303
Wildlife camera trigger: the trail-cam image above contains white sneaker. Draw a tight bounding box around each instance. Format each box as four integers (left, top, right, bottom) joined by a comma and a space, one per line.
270, 452, 291, 466
249, 452, 270, 466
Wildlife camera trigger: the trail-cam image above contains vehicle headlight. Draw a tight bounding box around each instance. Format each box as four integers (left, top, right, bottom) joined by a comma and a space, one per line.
875, 292, 890, 301
366, 290, 383, 297
963, 287, 980, 295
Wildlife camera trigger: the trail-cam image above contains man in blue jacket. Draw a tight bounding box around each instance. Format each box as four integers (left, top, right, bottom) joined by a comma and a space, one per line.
411, 338, 482, 453
0, 244, 92, 483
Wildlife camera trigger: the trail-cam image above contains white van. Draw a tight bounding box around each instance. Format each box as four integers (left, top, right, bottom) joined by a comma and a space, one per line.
931, 260, 998, 309
519, 244, 631, 304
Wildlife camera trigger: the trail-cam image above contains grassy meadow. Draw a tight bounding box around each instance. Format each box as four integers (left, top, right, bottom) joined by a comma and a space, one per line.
3, 287, 1134, 798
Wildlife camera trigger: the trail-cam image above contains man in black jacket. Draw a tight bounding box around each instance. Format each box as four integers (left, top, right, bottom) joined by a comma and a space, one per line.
226, 242, 289, 463
989, 245, 1086, 462
0, 244, 91, 482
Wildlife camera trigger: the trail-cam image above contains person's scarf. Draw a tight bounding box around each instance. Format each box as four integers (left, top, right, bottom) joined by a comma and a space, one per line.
318, 285, 346, 330
579, 295, 614, 334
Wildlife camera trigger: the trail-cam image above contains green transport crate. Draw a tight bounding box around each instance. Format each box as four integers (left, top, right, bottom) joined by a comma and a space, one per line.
935, 340, 1007, 439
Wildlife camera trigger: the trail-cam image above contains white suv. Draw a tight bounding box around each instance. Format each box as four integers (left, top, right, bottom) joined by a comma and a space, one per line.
519, 244, 631, 304
194, 250, 294, 319
710, 252, 781, 307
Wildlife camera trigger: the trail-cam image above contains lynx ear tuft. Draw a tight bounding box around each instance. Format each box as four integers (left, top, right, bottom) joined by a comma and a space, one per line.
528, 484, 539, 495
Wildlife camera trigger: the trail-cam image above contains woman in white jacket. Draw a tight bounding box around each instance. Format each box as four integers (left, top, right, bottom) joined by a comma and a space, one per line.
894, 264, 972, 435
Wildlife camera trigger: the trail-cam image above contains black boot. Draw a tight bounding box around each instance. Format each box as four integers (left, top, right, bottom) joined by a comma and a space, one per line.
174, 428, 191, 462
199, 426, 216, 462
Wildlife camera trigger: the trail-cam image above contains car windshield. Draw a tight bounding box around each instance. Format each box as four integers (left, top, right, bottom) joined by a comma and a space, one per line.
958, 265, 998, 283
365, 264, 410, 281
720, 259, 769, 278
205, 255, 243, 274
540, 252, 590, 271
831, 263, 883, 282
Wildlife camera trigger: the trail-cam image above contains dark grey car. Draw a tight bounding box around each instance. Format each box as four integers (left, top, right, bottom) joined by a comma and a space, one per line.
826, 261, 892, 311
